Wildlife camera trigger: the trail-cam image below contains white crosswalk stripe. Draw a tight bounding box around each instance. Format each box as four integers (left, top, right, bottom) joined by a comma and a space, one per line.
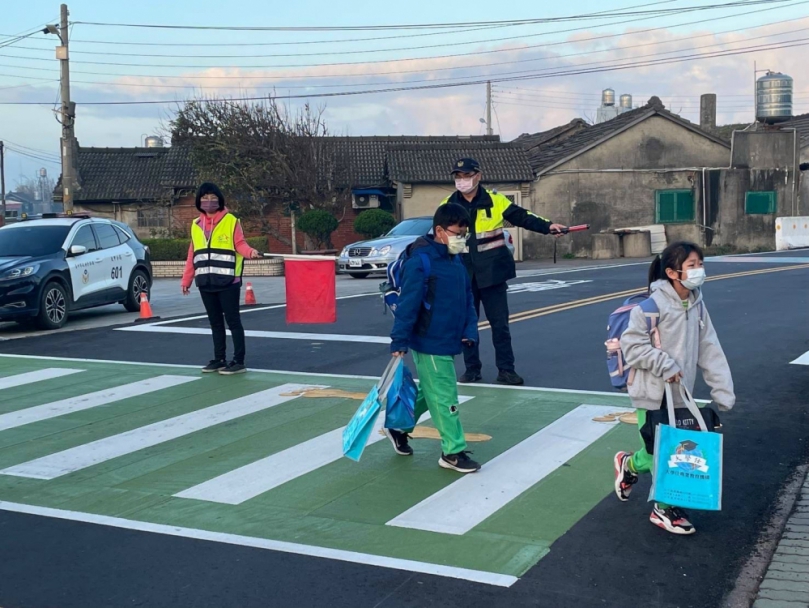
0, 368, 83, 390
0, 375, 198, 432
0, 383, 323, 480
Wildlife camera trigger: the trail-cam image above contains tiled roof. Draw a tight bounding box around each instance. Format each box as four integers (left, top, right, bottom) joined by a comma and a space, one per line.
55, 146, 197, 203
515, 119, 589, 153
531, 97, 729, 173
327, 135, 500, 186
779, 112, 809, 148
387, 142, 533, 183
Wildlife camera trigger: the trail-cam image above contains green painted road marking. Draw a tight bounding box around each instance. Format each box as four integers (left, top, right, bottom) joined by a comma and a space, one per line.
0, 355, 638, 584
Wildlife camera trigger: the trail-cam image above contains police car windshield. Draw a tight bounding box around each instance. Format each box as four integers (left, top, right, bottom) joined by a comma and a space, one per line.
385, 218, 433, 237
0, 226, 71, 257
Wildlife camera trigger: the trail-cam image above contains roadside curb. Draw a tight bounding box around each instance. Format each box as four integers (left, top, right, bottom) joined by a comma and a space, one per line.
722, 464, 809, 608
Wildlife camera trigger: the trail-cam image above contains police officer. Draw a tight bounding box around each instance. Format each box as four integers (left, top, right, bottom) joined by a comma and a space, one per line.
441, 158, 567, 385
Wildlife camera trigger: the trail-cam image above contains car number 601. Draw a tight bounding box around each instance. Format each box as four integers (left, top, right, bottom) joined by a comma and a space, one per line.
111, 266, 123, 280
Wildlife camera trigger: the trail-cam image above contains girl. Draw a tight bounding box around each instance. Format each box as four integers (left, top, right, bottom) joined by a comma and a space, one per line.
614, 241, 735, 535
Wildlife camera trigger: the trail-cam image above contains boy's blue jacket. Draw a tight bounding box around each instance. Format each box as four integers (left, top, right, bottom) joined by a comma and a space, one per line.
390, 235, 479, 356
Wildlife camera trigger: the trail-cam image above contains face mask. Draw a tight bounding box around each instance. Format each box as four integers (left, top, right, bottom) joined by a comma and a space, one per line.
679, 268, 706, 290
200, 199, 219, 214
446, 235, 467, 255
454, 176, 477, 194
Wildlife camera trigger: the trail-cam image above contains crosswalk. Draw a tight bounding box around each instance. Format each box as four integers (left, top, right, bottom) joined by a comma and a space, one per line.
0, 355, 635, 585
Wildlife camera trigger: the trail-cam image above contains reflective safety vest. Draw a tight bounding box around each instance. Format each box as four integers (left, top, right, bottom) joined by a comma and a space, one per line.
190, 213, 244, 290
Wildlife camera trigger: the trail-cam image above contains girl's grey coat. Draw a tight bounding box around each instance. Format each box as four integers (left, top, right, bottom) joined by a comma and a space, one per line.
621, 279, 735, 411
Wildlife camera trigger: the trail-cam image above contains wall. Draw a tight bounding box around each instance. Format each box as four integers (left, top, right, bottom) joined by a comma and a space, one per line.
399, 182, 528, 219
526, 115, 730, 259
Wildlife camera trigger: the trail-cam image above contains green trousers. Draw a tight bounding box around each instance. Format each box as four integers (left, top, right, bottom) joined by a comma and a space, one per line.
405, 351, 467, 456
628, 409, 669, 509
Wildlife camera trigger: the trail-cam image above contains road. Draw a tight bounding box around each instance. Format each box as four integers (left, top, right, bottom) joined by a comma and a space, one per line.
0, 251, 806, 608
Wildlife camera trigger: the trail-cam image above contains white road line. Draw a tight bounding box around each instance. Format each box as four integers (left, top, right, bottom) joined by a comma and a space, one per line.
117, 325, 389, 344
0, 383, 323, 480
175, 397, 473, 505
791, 351, 809, 365
387, 404, 630, 535
0, 368, 84, 390
0, 375, 199, 432
0, 500, 517, 587
707, 256, 809, 264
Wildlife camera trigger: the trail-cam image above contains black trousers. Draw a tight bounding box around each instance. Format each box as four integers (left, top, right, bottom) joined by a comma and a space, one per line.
463, 279, 515, 374
200, 284, 245, 364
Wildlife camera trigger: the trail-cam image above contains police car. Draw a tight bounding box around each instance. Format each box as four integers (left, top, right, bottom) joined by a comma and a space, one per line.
0, 214, 153, 330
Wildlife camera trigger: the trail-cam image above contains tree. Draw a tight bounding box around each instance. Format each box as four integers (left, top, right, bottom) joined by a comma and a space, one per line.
168, 97, 350, 246
354, 209, 395, 239
297, 209, 338, 249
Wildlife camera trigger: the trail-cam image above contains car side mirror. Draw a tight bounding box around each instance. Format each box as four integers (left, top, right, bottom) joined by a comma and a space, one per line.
69, 245, 87, 257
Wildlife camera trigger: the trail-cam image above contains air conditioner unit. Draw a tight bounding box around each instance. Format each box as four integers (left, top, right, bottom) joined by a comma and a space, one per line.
352, 194, 380, 209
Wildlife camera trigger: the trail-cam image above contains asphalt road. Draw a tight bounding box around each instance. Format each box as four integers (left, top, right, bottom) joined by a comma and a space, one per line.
0, 252, 807, 608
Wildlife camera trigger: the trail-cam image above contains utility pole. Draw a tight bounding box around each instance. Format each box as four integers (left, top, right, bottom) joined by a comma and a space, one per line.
486, 81, 493, 136
47, 4, 76, 214
0, 141, 6, 226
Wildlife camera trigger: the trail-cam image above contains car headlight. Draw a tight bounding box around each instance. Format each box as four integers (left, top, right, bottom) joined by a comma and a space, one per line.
378, 245, 391, 256
369, 248, 379, 257
340, 246, 349, 258
0, 265, 38, 281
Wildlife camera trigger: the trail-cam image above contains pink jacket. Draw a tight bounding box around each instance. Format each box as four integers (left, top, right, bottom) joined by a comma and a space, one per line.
181, 208, 257, 289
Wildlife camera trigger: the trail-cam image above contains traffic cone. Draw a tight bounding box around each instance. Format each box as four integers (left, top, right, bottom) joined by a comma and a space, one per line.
134, 292, 160, 323
244, 282, 258, 306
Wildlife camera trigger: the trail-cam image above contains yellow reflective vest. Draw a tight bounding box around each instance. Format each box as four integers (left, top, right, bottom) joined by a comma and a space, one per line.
190, 213, 244, 290
441, 188, 551, 288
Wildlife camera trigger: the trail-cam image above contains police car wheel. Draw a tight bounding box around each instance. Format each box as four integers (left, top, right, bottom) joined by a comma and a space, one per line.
36, 281, 69, 330
123, 269, 150, 312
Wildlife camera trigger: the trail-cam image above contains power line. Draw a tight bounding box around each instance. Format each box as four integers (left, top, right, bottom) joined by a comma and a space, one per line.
3, 36, 808, 106
2, 5, 802, 84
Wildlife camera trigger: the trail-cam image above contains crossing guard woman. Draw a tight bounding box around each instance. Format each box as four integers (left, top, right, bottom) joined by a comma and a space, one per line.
181, 183, 260, 375
441, 158, 567, 386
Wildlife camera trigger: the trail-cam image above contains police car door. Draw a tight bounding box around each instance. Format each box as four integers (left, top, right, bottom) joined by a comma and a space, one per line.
92, 222, 137, 298
66, 224, 105, 305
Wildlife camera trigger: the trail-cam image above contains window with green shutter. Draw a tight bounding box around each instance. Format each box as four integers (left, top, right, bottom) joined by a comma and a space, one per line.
655, 190, 694, 224
745, 191, 776, 215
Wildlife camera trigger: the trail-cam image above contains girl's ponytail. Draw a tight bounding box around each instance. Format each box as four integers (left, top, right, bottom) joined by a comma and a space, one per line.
647, 254, 663, 290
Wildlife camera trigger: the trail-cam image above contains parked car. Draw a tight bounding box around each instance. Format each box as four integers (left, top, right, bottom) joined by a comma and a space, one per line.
338, 216, 514, 278
0, 214, 152, 329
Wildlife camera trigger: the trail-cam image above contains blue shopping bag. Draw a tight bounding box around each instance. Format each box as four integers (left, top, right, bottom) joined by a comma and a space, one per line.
650, 383, 723, 511
342, 358, 400, 462
384, 361, 417, 430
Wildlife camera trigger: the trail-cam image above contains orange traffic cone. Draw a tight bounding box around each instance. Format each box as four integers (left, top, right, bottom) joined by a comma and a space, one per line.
244, 282, 257, 306
134, 292, 160, 323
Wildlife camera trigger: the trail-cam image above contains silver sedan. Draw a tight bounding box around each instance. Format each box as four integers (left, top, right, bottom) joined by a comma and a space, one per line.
338, 216, 514, 279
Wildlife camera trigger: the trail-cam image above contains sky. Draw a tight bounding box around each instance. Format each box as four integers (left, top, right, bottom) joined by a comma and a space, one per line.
1, 0, 808, 189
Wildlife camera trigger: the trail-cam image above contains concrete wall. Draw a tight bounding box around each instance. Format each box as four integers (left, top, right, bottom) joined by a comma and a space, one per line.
400, 182, 527, 219
526, 115, 729, 259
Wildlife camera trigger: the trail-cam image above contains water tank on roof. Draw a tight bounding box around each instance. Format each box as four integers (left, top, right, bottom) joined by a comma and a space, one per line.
144, 136, 164, 148
756, 71, 793, 124
619, 94, 633, 110
602, 88, 615, 106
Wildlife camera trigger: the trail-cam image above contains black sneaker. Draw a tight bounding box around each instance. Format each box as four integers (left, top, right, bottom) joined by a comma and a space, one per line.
439, 451, 481, 473
613, 451, 639, 502
383, 428, 413, 456
459, 370, 482, 384
219, 361, 246, 375
650, 504, 696, 535
202, 360, 227, 373
496, 371, 524, 386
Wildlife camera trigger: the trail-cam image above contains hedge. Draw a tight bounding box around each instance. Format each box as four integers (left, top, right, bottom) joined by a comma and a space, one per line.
143, 237, 269, 261
354, 209, 395, 239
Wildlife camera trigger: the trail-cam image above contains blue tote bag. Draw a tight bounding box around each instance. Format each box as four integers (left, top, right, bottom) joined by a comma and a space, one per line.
342, 357, 400, 462
384, 361, 417, 431
650, 383, 723, 511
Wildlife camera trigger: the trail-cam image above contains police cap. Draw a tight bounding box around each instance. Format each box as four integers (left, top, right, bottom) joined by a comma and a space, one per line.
451, 158, 481, 175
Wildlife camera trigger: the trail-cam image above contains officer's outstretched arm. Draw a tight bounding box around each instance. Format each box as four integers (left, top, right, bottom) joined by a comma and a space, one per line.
502, 203, 552, 234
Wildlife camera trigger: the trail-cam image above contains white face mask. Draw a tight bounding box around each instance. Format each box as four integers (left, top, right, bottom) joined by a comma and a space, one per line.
446, 235, 468, 255
454, 176, 477, 194
680, 268, 706, 290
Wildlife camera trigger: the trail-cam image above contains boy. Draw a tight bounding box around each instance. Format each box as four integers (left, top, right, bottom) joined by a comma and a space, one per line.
386, 203, 482, 473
